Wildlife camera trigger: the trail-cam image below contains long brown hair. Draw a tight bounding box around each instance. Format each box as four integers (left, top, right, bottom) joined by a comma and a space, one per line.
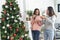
47, 6, 57, 17
33, 8, 40, 15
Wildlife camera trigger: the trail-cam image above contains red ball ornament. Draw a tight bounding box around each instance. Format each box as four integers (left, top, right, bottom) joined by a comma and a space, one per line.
9, 25, 12, 29
13, 34, 16, 37
9, 37, 14, 40
9, 25, 12, 30
16, 28, 19, 32
9, 26, 12, 29
2, 18, 5, 21
4, 10, 7, 14
10, 2, 13, 6
19, 37, 23, 40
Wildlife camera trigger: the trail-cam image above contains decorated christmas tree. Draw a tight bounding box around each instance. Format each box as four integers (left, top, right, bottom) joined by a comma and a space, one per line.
1, 0, 30, 40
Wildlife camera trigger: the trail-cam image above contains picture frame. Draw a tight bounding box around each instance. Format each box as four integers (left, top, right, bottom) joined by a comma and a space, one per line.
58, 4, 60, 12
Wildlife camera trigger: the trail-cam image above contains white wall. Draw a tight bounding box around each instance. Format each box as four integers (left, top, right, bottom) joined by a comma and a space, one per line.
25, 0, 54, 12
0, 0, 6, 23
0, 0, 6, 18
55, 0, 60, 23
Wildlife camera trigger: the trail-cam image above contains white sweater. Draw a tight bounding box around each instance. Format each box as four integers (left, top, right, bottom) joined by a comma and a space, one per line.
43, 15, 56, 30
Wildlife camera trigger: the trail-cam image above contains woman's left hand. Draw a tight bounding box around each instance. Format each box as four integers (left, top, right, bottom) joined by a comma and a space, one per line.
41, 16, 46, 19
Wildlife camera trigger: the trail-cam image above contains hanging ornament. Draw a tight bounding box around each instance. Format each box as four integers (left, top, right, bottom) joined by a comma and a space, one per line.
10, 8, 12, 10
19, 37, 23, 40
9, 25, 12, 30
25, 34, 28, 37
9, 26, 12, 29
4, 10, 7, 14
7, 36, 10, 39
14, 8, 16, 10
2, 26, 5, 29
18, 17, 23, 21
16, 28, 19, 32
10, 2, 13, 6
5, 5, 8, 8
19, 22, 21, 25
7, 24, 10, 27
17, 15, 19, 17
9, 36, 14, 40
14, 20, 18, 22
7, 17, 9, 20
4, 30, 7, 33
18, 17, 20, 19
7, 13, 9, 16
2, 18, 5, 21
13, 34, 16, 37
11, 16, 14, 18
21, 35, 24, 38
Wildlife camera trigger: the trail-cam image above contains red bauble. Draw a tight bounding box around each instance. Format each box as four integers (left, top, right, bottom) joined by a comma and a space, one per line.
10, 38, 13, 40
19, 37, 23, 40
4, 10, 6, 14
9, 26, 12, 29
9, 37, 14, 40
2, 18, 5, 21
10, 2, 13, 6
13, 34, 16, 37
9, 25, 12, 30
16, 28, 19, 32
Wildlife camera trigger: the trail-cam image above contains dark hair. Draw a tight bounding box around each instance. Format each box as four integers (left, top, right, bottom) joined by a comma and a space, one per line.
47, 6, 56, 17
33, 8, 40, 15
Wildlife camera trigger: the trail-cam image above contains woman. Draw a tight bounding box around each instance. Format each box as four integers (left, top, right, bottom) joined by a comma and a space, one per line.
31, 8, 43, 40
43, 6, 56, 40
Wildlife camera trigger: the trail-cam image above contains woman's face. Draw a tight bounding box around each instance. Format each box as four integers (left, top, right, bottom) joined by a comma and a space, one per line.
35, 10, 39, 15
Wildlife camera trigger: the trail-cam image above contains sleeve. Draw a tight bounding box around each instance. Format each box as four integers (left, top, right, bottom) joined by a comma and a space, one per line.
42, 19, 46, 24
46, 16, 56, 24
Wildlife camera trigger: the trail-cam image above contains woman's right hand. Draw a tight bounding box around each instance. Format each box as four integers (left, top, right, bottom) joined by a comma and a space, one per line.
41, 16, 46, 19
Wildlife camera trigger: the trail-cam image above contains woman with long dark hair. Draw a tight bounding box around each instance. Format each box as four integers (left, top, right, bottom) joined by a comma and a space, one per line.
31, 8, 43, 40
43, 6, 57, 40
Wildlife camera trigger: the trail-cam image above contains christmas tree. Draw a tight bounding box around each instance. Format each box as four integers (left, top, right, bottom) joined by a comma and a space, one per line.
1, 0, 30, 40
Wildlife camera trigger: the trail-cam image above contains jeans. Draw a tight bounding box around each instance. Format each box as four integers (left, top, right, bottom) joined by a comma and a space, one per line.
44, 29, 54, 40
32, 30, 40, 40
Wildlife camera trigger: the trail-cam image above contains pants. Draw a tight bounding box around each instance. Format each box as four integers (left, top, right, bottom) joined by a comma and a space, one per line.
32, 30, 40, 40
44, 29, 54, 40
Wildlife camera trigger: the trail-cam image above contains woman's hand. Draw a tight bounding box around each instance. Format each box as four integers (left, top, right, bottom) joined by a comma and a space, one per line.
32, 15, 36, 19
41, 16, 46, 19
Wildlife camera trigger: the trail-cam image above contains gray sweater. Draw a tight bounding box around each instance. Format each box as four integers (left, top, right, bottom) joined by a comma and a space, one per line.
43, 15, 56, 30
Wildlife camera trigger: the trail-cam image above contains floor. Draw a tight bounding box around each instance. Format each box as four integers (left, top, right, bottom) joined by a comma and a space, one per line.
0, 31, 60, 40
0, 31, 1, 40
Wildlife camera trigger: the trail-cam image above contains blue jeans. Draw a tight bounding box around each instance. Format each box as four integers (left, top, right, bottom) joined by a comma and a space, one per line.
44, 29, 54, 40
32, 30, 40, 40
